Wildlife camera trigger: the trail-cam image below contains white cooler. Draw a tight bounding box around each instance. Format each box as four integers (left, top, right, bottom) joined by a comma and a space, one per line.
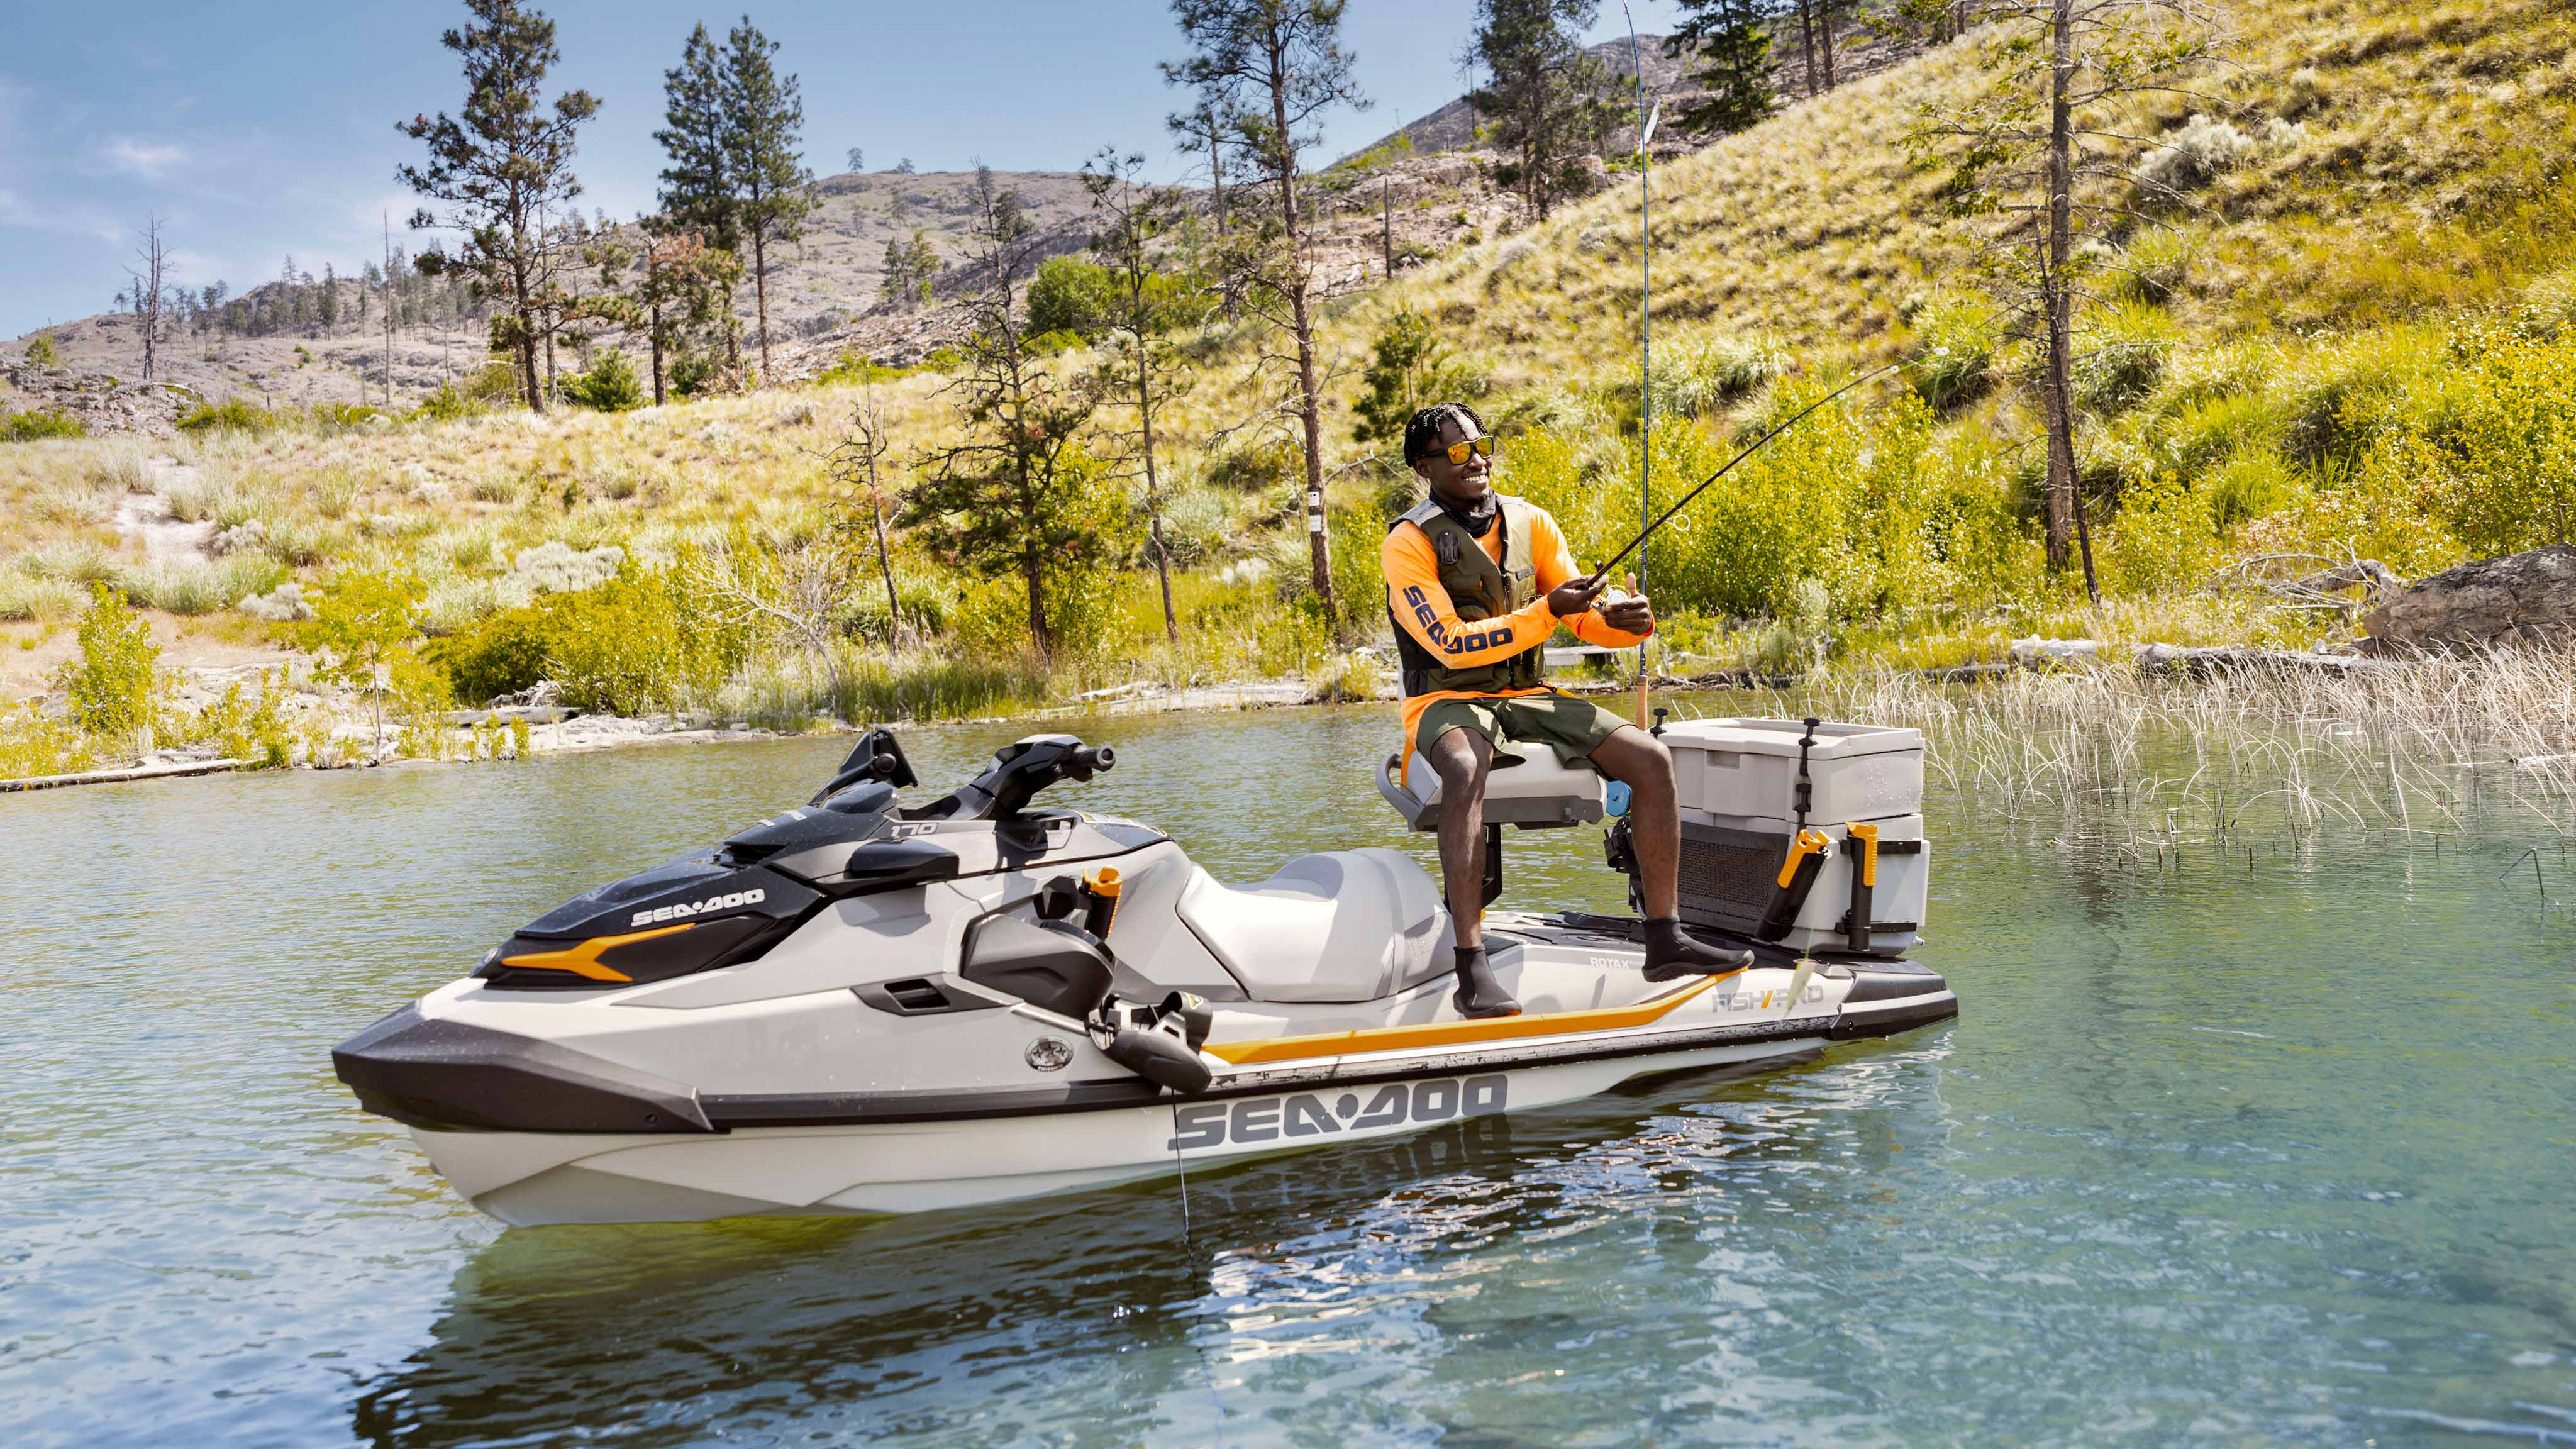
1654, 718, 1929, 956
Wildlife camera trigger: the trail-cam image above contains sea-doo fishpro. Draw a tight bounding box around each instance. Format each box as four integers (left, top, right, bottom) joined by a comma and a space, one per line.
335, 721, 1956, 1224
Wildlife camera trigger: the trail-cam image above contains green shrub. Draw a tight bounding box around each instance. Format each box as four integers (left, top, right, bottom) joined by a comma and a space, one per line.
670, 353, 728, 399
1909, 301, 1998, 413
413, 384, 478, 423
308, 401, 386, 432
23, 333, 62, 368
189, 671, 295, 769
2075, 301, 2176, 413
562, 350, 646, 412
813, 353, 926, 387
0, 702, 94, 779
1351, 309, 1480, 449
1649, 330, 1783, 419
425, 606, 553, 705
177, 398, 276, 434
56, 584, 161, 741
3, 409, 86, 442
2394, 326, 2576, 553
1026, 257, 1121, 341
540, 562, 747, 716
2101, 472, 2219, 595
2275, 325, 2450, 468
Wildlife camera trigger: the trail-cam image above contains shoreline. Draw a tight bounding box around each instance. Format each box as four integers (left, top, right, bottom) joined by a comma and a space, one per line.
4, 640, 2551, 794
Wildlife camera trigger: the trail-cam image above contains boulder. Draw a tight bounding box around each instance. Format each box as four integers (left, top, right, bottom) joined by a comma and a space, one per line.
2362, 545, 2576, 653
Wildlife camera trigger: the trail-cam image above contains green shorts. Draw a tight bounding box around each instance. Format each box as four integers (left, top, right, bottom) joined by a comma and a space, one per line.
1416, 691, 1632, 769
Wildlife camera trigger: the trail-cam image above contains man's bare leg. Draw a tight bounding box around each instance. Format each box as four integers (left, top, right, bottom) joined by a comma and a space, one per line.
1428, 726, 1519, 1017
1590, 725, 1756, 980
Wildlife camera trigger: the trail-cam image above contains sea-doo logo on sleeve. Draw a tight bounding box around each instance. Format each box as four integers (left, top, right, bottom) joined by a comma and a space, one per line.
631, 888, 765, 928
1165, 1074, 1507, 1151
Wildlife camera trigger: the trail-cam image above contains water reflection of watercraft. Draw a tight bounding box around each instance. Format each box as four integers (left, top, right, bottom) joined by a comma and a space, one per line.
333, 726, 1956, 1224
353, 1062, 1949, 1447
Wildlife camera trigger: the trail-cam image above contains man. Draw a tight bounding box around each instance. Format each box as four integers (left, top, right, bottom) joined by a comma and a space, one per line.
1384, 402, 1753, 1019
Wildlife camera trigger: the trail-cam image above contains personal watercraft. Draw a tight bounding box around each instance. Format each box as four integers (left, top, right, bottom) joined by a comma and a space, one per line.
334, 721, 1957, 1225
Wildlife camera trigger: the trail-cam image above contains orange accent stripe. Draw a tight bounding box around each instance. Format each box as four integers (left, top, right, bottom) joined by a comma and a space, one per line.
1206, 974, 1731, 1067
500, 922, 694, 982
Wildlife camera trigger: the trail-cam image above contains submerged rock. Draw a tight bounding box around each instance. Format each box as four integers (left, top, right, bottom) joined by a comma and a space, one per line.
2362, 545, 2576, 653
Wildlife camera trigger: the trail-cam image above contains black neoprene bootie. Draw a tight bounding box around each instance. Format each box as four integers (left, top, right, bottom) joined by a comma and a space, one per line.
1643, 917, 1755, 982
1452, 945, 1523, 1019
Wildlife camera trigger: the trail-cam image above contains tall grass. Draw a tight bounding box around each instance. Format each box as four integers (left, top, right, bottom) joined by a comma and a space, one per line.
1693, 647, 2576, 855
734, 650, 1054, 733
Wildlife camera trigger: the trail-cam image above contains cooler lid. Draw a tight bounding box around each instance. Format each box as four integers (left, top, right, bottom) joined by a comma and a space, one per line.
1658, 718, 1923, 760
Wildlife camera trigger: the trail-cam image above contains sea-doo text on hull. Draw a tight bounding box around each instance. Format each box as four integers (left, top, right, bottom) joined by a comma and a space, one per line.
335, 723, 1957, 1224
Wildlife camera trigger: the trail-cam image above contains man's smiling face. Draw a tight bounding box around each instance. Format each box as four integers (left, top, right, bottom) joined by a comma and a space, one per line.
1414, 412, 1494, 505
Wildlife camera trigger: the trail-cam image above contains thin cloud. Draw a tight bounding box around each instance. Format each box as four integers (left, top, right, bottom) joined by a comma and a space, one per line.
104, 138, 187, 179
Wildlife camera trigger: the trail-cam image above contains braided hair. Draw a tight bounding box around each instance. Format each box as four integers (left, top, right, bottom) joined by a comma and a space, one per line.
1402, 402, 1488, 467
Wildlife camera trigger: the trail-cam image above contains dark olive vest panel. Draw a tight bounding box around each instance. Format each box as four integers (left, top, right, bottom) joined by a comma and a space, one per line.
1386, 495, 1544, 698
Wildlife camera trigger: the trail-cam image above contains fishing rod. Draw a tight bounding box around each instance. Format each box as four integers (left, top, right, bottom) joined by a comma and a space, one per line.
1584, 356, 1913, 592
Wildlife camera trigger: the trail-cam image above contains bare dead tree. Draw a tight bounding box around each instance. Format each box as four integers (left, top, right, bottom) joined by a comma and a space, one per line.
824, 382, 908, 645
121, 216, 173, 383
693, 521, 858, 700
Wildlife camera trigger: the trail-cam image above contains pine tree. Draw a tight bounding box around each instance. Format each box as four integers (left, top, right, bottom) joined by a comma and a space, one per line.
1465, 0, 1614, 222
1666, 0, 1776, 136
899, 169, 1104, 655
1164, 0, 1370, 626
655, 25, 734, 251
397, 0, 599, 411
1082, 147, 1201, 646
720, 18, 813, 385
1908, 0, 2224, 601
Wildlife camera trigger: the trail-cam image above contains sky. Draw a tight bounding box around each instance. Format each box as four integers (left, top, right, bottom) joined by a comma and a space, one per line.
0, 0, 1687, 340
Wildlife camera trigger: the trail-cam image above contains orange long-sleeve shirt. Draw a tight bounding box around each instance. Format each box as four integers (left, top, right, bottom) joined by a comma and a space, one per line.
1383, 500, 1647, 757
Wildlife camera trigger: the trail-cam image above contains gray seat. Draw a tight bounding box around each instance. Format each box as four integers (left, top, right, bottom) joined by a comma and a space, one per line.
1375, 747, 1606, 832
1174, 848, 1450, 1003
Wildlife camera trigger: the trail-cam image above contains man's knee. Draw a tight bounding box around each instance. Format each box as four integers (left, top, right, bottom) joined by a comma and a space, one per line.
1429, 728, 1492, 797
1593, 724, 1674, 787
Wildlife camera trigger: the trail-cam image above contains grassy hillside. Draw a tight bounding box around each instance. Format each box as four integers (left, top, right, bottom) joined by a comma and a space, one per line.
5, 0, 2574, 775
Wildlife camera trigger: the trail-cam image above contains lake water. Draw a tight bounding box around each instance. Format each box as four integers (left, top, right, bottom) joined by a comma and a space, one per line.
4, 702, 2572, 1446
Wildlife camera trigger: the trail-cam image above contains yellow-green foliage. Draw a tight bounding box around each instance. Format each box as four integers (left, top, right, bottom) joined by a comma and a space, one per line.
56, 584, 161, 741
189, 671, 295, 769
537, 563, 747, 717
2396, 321, 2576, 553
0, 702, 94, 777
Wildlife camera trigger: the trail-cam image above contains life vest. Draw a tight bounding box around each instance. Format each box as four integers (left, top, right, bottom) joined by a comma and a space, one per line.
1386, 494, 1544, 698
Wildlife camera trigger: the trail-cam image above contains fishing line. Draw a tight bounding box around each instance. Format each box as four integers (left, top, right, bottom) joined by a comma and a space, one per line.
1169, 1100, 1228, 1443
1583, 356, 1914, 591
1169, 1100, 1197, 1246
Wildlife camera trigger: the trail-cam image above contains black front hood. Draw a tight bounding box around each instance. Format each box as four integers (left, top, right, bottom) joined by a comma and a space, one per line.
333, 1004, 716, 1133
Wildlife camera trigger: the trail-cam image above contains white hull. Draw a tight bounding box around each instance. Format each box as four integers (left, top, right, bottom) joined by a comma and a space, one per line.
424, 1031, 1840, 1226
